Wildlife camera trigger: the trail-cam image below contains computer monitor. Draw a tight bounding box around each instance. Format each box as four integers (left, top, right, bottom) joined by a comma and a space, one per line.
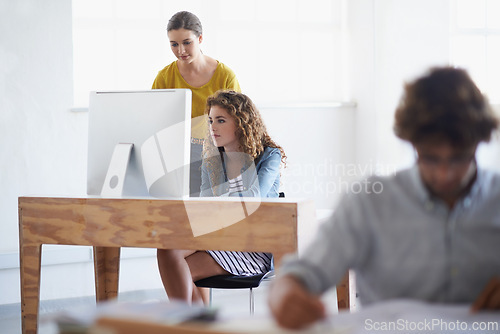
87, 89, 192, 198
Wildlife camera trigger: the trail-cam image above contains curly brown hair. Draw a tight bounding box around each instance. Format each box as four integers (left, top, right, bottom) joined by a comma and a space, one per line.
394, 67, 498, 147
203, 90, 287, 166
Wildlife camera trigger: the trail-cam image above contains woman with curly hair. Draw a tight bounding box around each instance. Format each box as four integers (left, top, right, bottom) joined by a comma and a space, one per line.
157, 90, 286, 305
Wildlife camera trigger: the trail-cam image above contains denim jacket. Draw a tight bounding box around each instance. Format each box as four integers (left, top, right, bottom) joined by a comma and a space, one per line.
200, 147, 281, 198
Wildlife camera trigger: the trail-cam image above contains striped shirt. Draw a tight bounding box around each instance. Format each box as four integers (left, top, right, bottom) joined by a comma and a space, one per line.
207, 175, 272, 276
228, 174, 244, 194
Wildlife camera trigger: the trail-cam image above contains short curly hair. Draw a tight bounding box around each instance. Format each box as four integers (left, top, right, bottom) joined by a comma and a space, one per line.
394, 67, 498, 147
203, 90, 286, 165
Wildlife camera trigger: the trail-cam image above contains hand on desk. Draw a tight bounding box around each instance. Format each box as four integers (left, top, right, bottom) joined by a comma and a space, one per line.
471, 277, 500, 312
268, 275, 326, 329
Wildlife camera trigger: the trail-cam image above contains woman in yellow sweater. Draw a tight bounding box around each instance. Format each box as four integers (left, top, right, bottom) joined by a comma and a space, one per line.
154, 11, 240, 303
152, 11, 241, 196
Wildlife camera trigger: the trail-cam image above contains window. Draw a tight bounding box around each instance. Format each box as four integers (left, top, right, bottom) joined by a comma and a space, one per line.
451, 0, 500, 103
72, 0, 348, 107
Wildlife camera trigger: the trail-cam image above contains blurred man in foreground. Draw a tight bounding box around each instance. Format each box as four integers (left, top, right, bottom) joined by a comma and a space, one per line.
269, 67, 500, 329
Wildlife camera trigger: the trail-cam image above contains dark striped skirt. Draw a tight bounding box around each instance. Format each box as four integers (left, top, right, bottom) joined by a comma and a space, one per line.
206, 250, 272, 276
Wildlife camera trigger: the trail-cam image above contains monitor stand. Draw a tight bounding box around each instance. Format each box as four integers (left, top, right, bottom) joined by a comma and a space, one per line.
101, 143, 133, 197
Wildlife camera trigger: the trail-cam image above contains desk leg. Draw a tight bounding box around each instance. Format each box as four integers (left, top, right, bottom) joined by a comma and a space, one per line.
19, 243, 42, 334
336, 271, 351, 310
93, 247, 121, 302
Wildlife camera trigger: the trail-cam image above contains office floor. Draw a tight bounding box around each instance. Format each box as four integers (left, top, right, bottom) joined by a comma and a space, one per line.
0, 281, 340, 334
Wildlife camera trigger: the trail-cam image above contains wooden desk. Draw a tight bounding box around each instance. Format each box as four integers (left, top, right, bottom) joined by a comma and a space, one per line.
18, 196, 351, 334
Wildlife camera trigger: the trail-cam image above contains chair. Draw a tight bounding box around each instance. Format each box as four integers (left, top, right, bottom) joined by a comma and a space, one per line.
194, 270, 275, 314
194, 192, 284, 314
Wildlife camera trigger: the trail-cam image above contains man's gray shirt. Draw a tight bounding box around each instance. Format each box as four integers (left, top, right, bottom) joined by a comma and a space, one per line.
281, 166, 500, 306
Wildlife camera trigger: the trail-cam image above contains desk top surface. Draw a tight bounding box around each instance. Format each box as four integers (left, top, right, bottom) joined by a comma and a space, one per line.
19, 195, 312, 204
84, 299, 500, 334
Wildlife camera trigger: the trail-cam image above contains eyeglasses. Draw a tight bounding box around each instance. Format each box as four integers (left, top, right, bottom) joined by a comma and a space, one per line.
416, 152, 475, 170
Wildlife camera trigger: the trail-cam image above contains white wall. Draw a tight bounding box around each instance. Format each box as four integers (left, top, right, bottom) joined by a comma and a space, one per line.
0, 0, 86, 254
348, 0, 500, 174
348, 0, 452, 171
260, 104, 356, 211
0, 0, 88, 304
